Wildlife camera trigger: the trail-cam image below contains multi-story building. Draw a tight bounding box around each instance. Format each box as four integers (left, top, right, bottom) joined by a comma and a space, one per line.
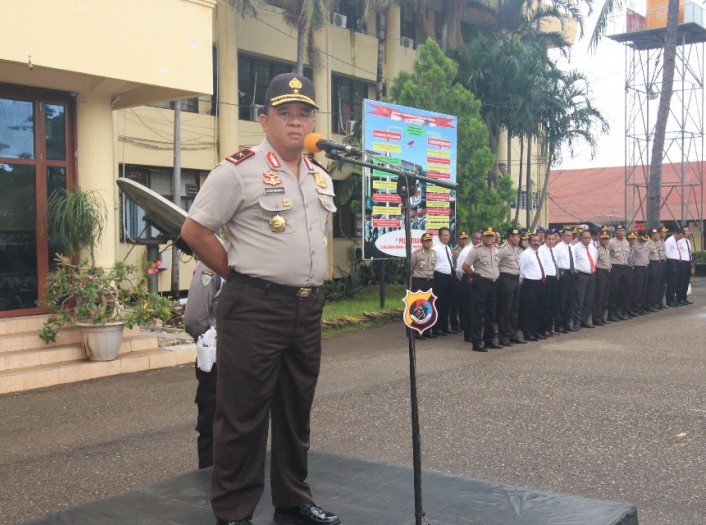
1, 0, 566, 322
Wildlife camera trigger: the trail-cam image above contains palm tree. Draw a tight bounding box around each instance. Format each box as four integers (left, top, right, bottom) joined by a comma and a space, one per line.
531, 67, 609, 230
226, 0, 256, 17
361, 0, 398, 100
590, 0, 680, 229
267, 0, 331, 74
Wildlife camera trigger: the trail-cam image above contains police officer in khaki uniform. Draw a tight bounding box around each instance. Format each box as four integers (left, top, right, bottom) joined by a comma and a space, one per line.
184, 261, 223, 469
631, 232, 650, 314
181, 73, 339, 525
607, 224, 631, 321
410, 232, 438, 340
462, 226, 501, 352
592, 230, 612, 325
496, 228, 522, 346
646, 228, 663, 311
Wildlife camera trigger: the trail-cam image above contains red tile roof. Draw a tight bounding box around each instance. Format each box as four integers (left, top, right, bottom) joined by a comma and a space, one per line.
548, 163, 704, 225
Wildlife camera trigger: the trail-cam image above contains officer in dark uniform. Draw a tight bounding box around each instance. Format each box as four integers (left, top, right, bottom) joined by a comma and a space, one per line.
184, 261, 223, 469
181, 73, 339, 525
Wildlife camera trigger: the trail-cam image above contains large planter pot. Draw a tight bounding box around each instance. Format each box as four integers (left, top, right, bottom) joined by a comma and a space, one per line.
75, 322, 125, 361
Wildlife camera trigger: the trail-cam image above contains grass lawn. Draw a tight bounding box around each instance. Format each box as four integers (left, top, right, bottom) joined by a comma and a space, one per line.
322, 283, 407, 320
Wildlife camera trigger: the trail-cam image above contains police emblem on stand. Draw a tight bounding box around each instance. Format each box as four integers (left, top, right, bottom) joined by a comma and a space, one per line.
402, 289, 438, 334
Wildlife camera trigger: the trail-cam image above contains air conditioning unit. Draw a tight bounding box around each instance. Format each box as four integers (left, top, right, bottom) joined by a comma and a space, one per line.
401, 36, 414, 49
332, 12, 347, 28
249, 104, 264, 121
342, 120, 357, 136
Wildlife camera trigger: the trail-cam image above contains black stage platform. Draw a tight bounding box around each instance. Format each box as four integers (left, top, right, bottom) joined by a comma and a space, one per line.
25, 451, 638, 525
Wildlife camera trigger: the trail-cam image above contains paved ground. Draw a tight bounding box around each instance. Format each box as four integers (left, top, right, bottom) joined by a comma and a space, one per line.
1, 279, 704, 525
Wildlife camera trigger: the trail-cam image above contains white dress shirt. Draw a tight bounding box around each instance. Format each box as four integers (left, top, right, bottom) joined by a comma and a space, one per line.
433, 242, 453, 274
553, 241, 574, 271
664, 236, 681, 260
573, 243, 598, 274
519, 248, 545, 281
678, 237, 693, 261
538, 244, 558, 277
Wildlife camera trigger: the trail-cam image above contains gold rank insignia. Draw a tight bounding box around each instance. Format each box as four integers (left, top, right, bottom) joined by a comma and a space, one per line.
266, 151, 282, 169
263, 171, 282, 186
313, 172, 328, 188
281, 198, 291, 207
270, 214, 286, 232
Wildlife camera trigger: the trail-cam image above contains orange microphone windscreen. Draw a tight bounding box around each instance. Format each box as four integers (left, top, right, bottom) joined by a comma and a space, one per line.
303, 133, 325, 153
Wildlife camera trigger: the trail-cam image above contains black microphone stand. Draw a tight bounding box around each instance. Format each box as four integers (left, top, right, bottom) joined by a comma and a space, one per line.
325, 150, 457, 525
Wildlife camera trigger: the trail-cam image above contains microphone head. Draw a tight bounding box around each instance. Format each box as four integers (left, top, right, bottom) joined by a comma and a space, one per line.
303, 133, 325, 153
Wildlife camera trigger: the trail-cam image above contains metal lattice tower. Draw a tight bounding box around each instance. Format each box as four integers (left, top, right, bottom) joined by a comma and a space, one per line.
609, 4, 705, 230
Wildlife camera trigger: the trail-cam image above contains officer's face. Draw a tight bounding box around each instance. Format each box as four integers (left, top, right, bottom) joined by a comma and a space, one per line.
507, 233, 519, 246
482, 234, 495, 247
616, 229, 625, 239
544, 233, 556, 247
260, 102, 316, 156
581, 232, 592, 246
562, 231, 573, 244
472, 233, 482, 246
529, 235, 541, 249
457, 237, 468, 247
439, 230, 451, 245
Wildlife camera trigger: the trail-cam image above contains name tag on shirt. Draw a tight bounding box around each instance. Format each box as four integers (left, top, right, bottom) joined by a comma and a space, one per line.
264, 187, 285, 194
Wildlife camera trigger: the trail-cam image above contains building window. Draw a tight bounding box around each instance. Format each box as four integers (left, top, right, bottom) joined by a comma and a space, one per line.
150, 98, 200, 113
119, 164, 205, 242
237, 55, 312, 122
516, 190, 538, 210
331, 75, 370, 135
331, 1, 366, 32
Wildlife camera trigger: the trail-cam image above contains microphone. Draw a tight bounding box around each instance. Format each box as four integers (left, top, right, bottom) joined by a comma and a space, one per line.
304, 133, 362, 155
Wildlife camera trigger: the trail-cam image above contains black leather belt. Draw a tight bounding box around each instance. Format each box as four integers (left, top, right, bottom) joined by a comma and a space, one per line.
229, 270, 319, 298
499, 272, 519, 280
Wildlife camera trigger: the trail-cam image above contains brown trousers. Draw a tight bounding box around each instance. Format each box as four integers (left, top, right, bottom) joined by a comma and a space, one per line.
212, 278, 325, 521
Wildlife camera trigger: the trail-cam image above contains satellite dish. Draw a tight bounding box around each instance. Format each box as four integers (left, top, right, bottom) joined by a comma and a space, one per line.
116, 178, 193, 254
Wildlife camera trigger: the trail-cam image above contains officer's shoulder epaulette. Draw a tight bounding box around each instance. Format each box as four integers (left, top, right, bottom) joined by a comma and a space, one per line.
308, 156, 330, 174
226, 148, 255, 165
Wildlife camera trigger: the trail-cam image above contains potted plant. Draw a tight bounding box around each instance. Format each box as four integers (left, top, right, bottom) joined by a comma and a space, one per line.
38, 255, 172, 361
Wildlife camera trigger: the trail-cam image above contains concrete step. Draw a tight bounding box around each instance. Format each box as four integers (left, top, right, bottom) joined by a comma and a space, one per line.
0, 344, 196, 395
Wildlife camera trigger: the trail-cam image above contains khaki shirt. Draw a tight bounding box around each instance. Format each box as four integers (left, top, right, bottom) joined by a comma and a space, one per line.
632, 241, 649, 267
657, 239, 667, 261
497, 244, 521, 275
645, 239, 660, 261
464, 245, 500, 281
410, 248, 437, 279
188, 138, 336, 287
451, 244, 465, 265
608, 237, 630, 265
596, 245, 611, 270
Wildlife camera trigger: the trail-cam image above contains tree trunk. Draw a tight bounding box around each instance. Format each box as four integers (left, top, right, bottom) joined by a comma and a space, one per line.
444, 0, 463, 51
296, 11, 306, 75
646, 0, 679, 229
376, 10, 386, 100
531, 161, 552, 232
514, 134, 524, 223
525, 138, 532, 228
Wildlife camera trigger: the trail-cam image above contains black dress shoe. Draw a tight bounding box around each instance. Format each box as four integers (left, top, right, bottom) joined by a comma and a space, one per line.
511, 337, 527, 344
535, 333, 546, 339
217, 519, 252, 525
568, 326, 580, 332
580, 323, 595, 329
486, 341, 503, 349
274, 502, 341, 525
500, 339, 512, 346
425, 332, 437, 339
472, 344, 487, 352
526, 335, 538, 342
449, 328, 461, 334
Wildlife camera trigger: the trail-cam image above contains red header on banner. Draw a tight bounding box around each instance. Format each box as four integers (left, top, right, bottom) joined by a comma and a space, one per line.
428, 138, 452, 148
373, 219, 402, 228
427, 171, 451, 179
427, 208, 451, 216
373, 130, 402, 141
427, 157, 451, 165
372, 193, 402, 203
368, 103, 455, 128
426, 193, 450, 201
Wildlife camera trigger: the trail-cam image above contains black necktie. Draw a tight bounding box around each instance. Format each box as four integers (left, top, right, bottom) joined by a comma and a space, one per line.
568, 245, 575, 273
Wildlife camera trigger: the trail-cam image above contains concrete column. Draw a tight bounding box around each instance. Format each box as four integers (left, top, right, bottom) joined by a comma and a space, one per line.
76, 95, 116, 267
217, 0, 239, 158
313, 27, 331, 140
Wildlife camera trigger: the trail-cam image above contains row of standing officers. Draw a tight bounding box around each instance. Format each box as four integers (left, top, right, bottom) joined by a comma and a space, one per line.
410, 224, 695, 352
